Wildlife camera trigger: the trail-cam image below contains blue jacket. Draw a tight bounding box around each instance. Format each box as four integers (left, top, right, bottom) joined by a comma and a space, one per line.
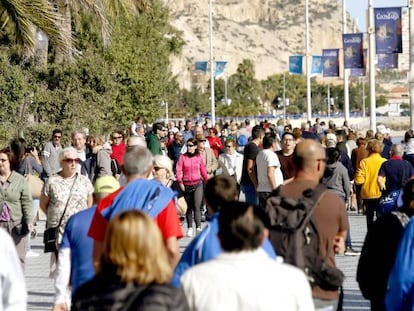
172, 212, 277, 286
385, 217, 414, 310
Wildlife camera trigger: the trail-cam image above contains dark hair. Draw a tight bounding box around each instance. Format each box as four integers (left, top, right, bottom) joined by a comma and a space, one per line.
10, 138, 27, 170
209, 127, 218, 135
152, 123, 164, 133
186, 138, 199, 156
218, 202, 266, 252
251, 125, 265, 139
204, 175, 238, 212
404, 130, 414, 143
281, 132, 294, 140
262, 135, 275, 149
52, 129, 62, 136
326, 147, 341, 164
356, 137, 366, 147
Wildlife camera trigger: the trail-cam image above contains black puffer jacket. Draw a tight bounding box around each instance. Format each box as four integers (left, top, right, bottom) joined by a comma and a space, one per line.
72, 275, 189, 311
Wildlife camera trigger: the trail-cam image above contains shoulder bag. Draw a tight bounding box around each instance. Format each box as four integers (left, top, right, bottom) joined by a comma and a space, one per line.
24, 157, 44, 199
43, 174, 78, 253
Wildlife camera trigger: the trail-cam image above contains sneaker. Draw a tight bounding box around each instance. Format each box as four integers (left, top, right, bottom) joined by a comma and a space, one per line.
187, 228, 194, 238
196, 227, 202, 234
344, 247, 360, 256
26, 250, 40, 258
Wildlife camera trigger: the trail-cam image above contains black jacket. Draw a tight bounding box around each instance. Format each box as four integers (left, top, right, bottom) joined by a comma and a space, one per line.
72, 275, 189, 311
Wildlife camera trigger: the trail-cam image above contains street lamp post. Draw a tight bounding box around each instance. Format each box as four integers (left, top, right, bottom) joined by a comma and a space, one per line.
305, 0, 312, 121
343, 0, 350, 121
368, 0, 376, 131
409, 0, 414, 129
209, 0, 216, 126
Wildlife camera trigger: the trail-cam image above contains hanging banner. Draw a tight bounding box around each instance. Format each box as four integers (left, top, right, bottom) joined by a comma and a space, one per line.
215, 61, 227, 78
322, 49, 339, 77
374, 7, 403, 54
377, 53, 398, 69
310, 56, 323, 77
289, 55, 303, 75
343, 33, 364, 69
195, 61, 208, 72
350, 49, 367, 77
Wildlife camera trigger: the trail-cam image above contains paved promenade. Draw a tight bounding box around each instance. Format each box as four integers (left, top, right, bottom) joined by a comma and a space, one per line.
25, 211, 370, 310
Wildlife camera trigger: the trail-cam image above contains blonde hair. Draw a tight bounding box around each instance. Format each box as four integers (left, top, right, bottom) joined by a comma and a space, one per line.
97, 210, 172, 285
153, 155, 174, 179
366, 139, 383, 154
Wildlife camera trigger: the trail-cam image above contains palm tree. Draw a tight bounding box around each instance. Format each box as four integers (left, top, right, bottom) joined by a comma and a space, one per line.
53, 0, 150, 63
0, 0, 72, 58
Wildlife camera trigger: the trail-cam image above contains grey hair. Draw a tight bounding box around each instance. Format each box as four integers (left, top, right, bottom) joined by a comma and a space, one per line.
123, 147, 153, 177
390, 144, 403, 157
59, 147, 78, 162
71, 130, 86, 140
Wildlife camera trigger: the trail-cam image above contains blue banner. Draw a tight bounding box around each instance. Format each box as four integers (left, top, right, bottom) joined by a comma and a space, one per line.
322, 49, 339, 77
375, 7, 403, 54
343, 33, 364, 69
215, 61, 227, 78
377, 53, 398, 69
289, 55, 303, 75
350, 49, 367, 77
310, 56, 323, 77
195, 61, 208, 72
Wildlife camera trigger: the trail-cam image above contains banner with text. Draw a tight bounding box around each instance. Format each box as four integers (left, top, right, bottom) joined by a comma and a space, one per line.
343, 33, 364, 69
377, 53, 398, 69
350, 49, 367, 77
289, 55, 303, 75
311, 56, 323, 77
374, 7, 402, 54
323, 49, 339, 77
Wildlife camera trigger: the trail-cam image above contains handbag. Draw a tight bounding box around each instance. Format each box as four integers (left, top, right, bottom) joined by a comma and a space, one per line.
24, 158, 44, 199
43, 174, 78, 253
12, 221, 30, 236
378, 162, 407, 215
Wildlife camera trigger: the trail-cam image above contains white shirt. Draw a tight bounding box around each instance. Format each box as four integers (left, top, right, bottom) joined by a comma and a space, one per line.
218, 152, 244, 184
256, 149, 284, 192
0, 229, 27, 311
181, 248, 314, 311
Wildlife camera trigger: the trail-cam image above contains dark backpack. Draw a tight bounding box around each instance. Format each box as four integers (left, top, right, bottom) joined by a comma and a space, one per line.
111, 159, 121, 177
264, 184, 344, 290
357, 211, 409, 301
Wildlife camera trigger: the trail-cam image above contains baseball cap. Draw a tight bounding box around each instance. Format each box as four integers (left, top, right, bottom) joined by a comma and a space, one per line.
94, 176, 120, 194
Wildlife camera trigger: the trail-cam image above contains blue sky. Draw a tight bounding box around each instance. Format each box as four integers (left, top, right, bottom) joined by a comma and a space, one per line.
347, 0, 407, 31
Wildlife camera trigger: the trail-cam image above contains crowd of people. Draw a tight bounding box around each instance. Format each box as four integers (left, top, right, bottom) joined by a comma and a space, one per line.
2, 115, 414, 310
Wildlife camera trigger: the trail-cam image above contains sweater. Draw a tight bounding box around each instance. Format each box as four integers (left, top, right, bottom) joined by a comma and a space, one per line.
0, 171, 33, 224
176, 154, 209, 185
355, 153, 387, 199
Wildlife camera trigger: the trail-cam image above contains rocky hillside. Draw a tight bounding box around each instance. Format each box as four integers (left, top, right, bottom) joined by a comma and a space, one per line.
164, 0, 358, 89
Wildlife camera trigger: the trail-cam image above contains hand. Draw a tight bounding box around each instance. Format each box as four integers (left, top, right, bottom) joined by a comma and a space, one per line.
28, 223, 34, 233
333, 236, 345, 255
52, 303, 67, 311
179, 184, 185, 192
30, 149, 39, 157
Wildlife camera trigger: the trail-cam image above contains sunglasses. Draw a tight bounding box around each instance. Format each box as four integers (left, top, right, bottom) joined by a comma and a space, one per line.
53, 135, 62, 139
113, 136, 122, 139
153, 166, 164, 171
187, 144, 195, 147
225, 145, 232, 148
63, 158, 81, 164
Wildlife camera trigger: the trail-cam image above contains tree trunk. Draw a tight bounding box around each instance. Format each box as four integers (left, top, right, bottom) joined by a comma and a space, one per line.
55, 0, 73, 63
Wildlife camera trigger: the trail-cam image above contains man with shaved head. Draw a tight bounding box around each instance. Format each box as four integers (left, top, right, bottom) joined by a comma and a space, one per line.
278, 139, 349, 310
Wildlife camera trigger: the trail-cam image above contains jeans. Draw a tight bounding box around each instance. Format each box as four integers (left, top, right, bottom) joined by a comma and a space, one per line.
184, 183, 204, 229
240, 183, 258, 206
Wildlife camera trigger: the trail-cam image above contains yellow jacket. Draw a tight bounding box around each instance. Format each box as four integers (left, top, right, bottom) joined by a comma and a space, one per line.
355, 153, 387, 199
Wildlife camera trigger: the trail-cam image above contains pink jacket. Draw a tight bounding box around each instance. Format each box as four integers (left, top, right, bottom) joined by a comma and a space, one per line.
176, 153, 209, 185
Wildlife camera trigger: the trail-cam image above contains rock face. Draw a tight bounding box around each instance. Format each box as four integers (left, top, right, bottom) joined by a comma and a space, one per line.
165, 0, 358, 89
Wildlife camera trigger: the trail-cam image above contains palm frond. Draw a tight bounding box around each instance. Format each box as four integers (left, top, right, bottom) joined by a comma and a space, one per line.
77, 0, 110, 47
1, 0, 73, 56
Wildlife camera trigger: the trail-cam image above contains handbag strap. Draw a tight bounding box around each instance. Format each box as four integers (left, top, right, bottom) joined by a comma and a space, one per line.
56, 174, 78, 229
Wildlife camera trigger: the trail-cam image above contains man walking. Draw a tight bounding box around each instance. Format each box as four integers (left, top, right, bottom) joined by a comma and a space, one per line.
42, 129, 63, 178
277, 139, 348, 310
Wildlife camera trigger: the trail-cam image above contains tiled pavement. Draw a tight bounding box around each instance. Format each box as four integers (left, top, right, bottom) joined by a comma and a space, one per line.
25, 212, 371, 310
